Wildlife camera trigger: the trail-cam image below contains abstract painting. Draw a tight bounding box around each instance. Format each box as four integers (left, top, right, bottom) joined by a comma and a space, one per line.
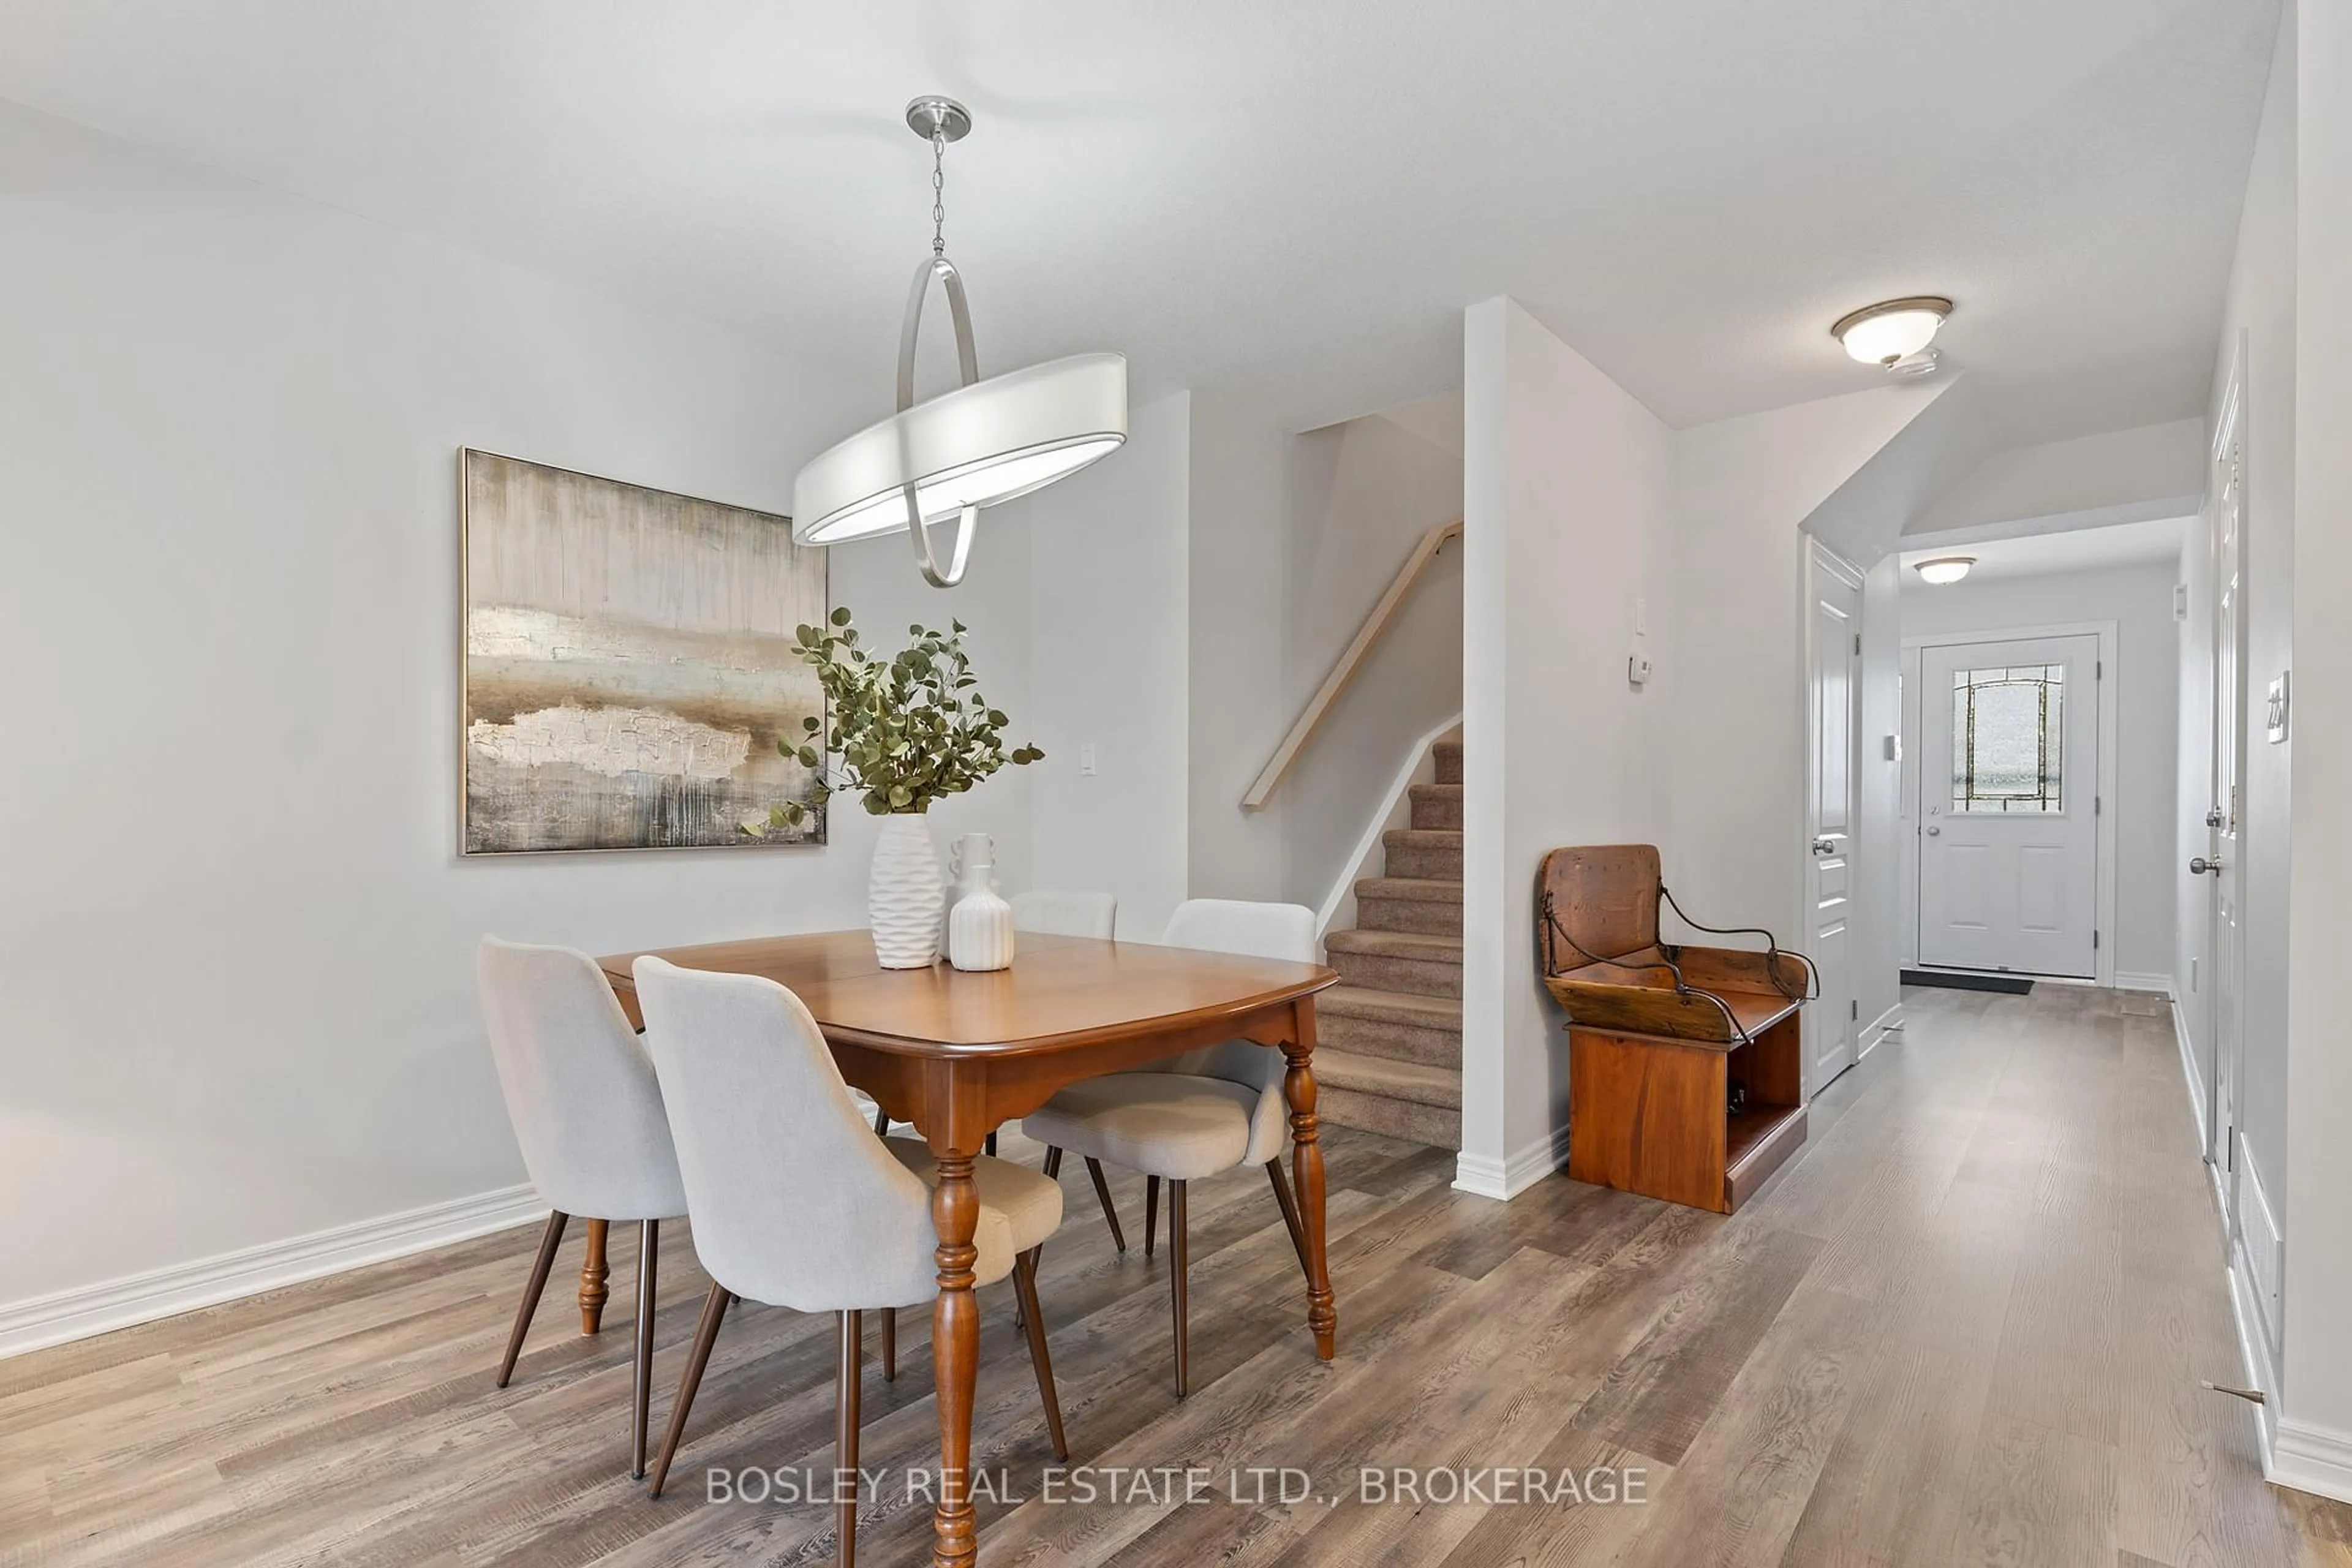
460, 450, 826, 853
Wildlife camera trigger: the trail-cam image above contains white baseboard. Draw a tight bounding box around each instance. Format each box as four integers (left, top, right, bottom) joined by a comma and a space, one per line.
2274, 1418, 2352, 1506
2115, 970, 2176, 996
2168, 993, 2207, 1145
1858, 1001, 1904, 1061
1454, 1127, 1566, 1201
0, 1183, 545, 1361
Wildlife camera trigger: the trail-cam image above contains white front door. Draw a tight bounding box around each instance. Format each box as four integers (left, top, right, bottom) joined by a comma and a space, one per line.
1806, 543, 1862, 1089
1917, 633, 2101, 977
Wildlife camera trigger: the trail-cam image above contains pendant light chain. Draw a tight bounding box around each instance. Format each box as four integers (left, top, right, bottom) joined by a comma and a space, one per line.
931, 130, 948, 256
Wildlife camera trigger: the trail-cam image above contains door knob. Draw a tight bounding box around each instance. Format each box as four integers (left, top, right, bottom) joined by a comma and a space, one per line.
2190, 856, 2224, 875
1925, 826, 1941, 836
1811, 837, 1837, 855
2206, 807, 2225, 829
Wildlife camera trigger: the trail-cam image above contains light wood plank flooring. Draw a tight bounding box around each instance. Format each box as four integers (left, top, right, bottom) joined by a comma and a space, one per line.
6, 985, 2347, 1566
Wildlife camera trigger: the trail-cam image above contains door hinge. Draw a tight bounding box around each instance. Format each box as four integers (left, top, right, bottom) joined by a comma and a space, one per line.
2095, 795, 2102, 816
1850, 998, 1860, 1020
2097, 659, 2104, 679
1854, 633, 1862, 655
2094, 930, 2101, 951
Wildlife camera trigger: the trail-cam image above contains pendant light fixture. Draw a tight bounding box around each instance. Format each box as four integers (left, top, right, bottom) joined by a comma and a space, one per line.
792, 96, 1128, 587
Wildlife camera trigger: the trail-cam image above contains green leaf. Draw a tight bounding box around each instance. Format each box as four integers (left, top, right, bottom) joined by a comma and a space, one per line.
831, 606, 852, 626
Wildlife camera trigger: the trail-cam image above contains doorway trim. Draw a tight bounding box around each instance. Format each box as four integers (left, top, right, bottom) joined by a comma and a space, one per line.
1899, 617, 2119, 990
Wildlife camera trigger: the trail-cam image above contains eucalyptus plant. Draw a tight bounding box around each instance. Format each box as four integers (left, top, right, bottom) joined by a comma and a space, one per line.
747, 607, 1042, 833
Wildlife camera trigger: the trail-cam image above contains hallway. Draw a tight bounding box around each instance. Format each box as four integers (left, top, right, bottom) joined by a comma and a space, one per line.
8, 987, 2346, 1566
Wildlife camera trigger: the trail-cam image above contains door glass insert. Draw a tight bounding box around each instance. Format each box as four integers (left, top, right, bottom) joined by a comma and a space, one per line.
1951, 663, 2064, 813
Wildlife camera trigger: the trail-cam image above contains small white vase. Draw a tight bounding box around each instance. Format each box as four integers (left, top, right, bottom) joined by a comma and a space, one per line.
869, 813, 944, 969
948, 834, 1015, 972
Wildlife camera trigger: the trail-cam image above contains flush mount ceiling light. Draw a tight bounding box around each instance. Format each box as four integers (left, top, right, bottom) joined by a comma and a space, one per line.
1913, 555, 1976, 586
1831, 296, 1954, 368
792, 96, 1128, 587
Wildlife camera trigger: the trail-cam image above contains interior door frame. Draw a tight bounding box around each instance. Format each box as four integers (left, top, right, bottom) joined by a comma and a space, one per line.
1899, 619, 2119, 989
2205, 342, 2247, 1189
1800, 536, 1865, 1099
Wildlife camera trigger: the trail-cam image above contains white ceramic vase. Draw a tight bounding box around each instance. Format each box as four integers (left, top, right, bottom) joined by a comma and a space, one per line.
947, 833, 1015, 973
869, 812, 945, 969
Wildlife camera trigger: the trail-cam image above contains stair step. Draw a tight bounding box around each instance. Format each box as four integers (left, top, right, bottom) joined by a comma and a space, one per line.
1319, 984, 1462, 1069
1433, 738, 1463, 786
1381, 827, 1463, 881
1324, 929, 1463, 998
1319, 1086, 1461, 1148
1354, 875, 1463, 936
1314, 1049, 1463, 1110
1408, 782, 1463, 832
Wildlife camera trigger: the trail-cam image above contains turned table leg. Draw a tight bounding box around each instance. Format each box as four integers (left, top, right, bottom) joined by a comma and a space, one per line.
930, 1152, 981, 1568
1284, 1006, 1338, 1360
579, 1218, 610, 1335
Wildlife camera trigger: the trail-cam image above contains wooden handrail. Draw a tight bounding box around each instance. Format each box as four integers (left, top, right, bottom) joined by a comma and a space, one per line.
1242, 518, 1463, 810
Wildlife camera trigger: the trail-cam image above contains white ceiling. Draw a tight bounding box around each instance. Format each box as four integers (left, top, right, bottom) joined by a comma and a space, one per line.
1900, 515, 2189, 587
0, 1, 2280, 441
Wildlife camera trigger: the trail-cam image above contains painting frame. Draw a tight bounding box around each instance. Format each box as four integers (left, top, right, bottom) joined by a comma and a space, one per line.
457, 447, 829, 856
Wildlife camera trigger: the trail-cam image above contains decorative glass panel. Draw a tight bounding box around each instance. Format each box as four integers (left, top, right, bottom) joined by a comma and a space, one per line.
1951, 663, 2064, 813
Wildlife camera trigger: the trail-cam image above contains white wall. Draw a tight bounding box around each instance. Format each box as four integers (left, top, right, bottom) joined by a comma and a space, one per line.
1665, 383, 1948, 967
1459, 298, 1674, 1197
2281, 0, 2352, 1490
1280, 401, 1464, 911
1855, 555, 1906, 1042
1185, 390, 1295, 902
1024, 391, 1192, 940
0, 104, 1041, 1314
1899, 559, 2183, 985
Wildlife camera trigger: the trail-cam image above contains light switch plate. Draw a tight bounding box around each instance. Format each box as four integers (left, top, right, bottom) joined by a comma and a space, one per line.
2267, 673, 2290, 744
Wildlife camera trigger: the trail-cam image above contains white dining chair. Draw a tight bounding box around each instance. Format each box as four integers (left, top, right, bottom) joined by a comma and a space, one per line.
1009, 889, 1118, 941
477, 938, 690, 1480
1017, 899, 1317, 1396
631, 956, 1069, 1563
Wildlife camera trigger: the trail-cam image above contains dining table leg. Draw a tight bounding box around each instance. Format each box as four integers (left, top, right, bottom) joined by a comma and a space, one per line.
579, 1218, 610, 1335
1283, 1005, 1338, 1361
930, 1150, 982, 1568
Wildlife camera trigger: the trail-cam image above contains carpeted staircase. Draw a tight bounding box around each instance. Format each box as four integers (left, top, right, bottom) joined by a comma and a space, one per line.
1315, 734, 1464, 1148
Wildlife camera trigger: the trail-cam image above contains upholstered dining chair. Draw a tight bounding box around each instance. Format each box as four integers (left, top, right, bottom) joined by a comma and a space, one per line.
477, 938, 690, 1480
631, 956, 1069, 1564
1009, 888, 1118, 941
1018, 899, 1317, 1396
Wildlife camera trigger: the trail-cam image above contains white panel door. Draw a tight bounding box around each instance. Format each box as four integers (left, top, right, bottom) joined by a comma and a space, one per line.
2204, 398, 2245, 1245
1807, 545, 1862, 1088
1917, 633, 2100, 976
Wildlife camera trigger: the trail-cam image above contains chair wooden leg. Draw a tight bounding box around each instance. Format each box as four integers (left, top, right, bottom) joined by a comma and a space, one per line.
1042, 1145, 1064, 1180
874, 1105, 891, 1135
1265, 1159, 1313, 1283
647, 1280, 729, 1498
1144, 1176, 1160, 1260
881, 1308, 897, 1381
1169, 1180, 1190, 1398
837, 1309, 863, 1568
630, 1219, 660, 1479
1085, 1158, 1128, 1252
497, 1210, 569, 1388
1010, 1250, 1069, 1461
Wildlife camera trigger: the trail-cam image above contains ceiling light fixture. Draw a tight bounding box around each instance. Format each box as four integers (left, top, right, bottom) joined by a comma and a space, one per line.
793, 96, 1127, 587
1832, 296, 1954, 368
1913, 556, 1976, 586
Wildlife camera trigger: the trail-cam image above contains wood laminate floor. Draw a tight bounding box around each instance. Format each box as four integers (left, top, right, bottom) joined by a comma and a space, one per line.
7, 985, 2348, 1566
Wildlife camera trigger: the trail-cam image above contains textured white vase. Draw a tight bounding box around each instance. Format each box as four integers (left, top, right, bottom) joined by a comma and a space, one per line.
948, 832, 1016, 972
869, 813, 944, 969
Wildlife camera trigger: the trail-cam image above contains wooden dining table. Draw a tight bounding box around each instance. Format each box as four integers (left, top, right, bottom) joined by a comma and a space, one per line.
594, 929, 1341, 1568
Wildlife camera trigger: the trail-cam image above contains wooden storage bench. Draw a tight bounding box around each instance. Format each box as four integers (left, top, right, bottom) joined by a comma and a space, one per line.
1539, 846, 1813, 1215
